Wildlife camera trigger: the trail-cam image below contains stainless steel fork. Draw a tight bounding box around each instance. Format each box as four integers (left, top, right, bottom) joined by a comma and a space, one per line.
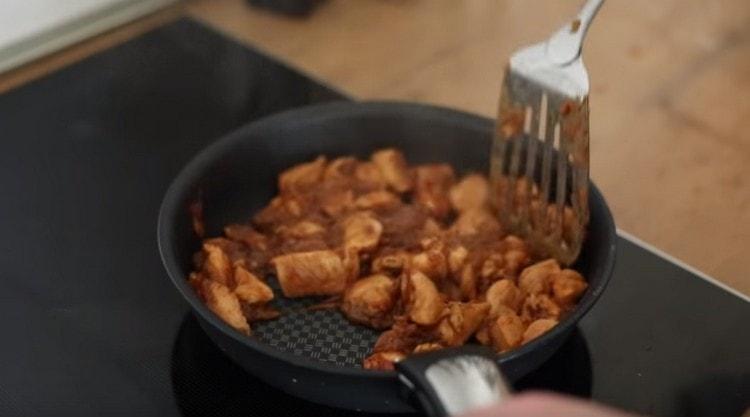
490, 0, 604, 265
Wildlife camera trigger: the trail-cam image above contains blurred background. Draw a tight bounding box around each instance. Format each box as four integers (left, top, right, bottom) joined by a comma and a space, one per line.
1, 0, 748, 295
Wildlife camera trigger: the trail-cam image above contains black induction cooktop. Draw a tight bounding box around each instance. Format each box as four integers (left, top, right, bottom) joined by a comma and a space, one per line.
0, 18, 747, 417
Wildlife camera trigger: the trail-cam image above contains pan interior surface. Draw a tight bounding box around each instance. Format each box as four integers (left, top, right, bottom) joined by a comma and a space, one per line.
253, 283, 380, 368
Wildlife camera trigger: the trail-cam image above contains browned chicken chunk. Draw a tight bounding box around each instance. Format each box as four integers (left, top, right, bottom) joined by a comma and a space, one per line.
363, 351, 406, 371
485, 279, 524, 316
449, 174, 490, 213
243, 304, 281, 322
405, 272, 446, 326
323, 157, 357, 180
475, 303, 518, 347
502, 248, 531, 277
413, 164, 455, 220
372, 320, 426, 353
518, 259, 561, 295
369, 319, 435, 366
341, 274, 398, 329
354, 162, 387, 190
278, 156, 326, 193
480, 253, 509, 282
551, 269, 588, 306
343, 212, 383, 252
371, 149, 413, 193
488, 310, 525, 351
200, 237, 268, 274
272, 250, 347, 297
195, 278, 250, 335
520, 294, 562, 323
503, 235, 527, 250
202, 243, 233, 286
452, 208, 502, 236
233, 266, 274, 304
522, 318, 559, 344
437, 301, 490, 347
411, 248, 448, 282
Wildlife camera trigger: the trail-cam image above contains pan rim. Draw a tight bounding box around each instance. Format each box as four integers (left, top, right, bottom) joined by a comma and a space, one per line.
157, 99, 616, 380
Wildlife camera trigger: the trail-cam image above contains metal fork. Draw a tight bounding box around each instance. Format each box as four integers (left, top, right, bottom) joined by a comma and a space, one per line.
490, 0, 603, 265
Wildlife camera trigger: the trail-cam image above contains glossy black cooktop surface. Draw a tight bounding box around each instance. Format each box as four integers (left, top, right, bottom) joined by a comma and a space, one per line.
0, 18, 747, 417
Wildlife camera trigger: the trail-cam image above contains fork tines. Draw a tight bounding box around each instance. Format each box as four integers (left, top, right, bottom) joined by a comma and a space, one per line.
491, 69, 589, 266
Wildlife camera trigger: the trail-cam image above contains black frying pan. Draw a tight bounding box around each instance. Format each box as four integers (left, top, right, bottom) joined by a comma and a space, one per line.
157, 101, 616, 415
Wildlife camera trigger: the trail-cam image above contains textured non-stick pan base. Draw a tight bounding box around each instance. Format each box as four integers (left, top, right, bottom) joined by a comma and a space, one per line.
252, 280, 380, 368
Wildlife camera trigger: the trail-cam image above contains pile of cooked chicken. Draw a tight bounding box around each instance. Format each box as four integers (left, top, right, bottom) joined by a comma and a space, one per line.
189, 148, 588, 370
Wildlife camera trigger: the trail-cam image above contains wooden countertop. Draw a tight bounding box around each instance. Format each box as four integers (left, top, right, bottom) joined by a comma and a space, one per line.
2, 0, 749, 295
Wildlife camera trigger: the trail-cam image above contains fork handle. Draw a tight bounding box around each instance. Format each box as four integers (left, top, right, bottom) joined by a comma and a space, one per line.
546, 0, 604, 65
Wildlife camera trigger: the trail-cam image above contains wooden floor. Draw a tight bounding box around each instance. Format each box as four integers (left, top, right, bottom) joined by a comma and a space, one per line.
1, 0, 748, 295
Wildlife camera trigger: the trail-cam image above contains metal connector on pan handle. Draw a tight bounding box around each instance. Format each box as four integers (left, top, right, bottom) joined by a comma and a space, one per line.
396, 346, 512, 417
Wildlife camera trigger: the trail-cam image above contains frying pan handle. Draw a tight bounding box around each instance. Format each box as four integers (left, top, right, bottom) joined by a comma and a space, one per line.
396, 346, 512, 417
